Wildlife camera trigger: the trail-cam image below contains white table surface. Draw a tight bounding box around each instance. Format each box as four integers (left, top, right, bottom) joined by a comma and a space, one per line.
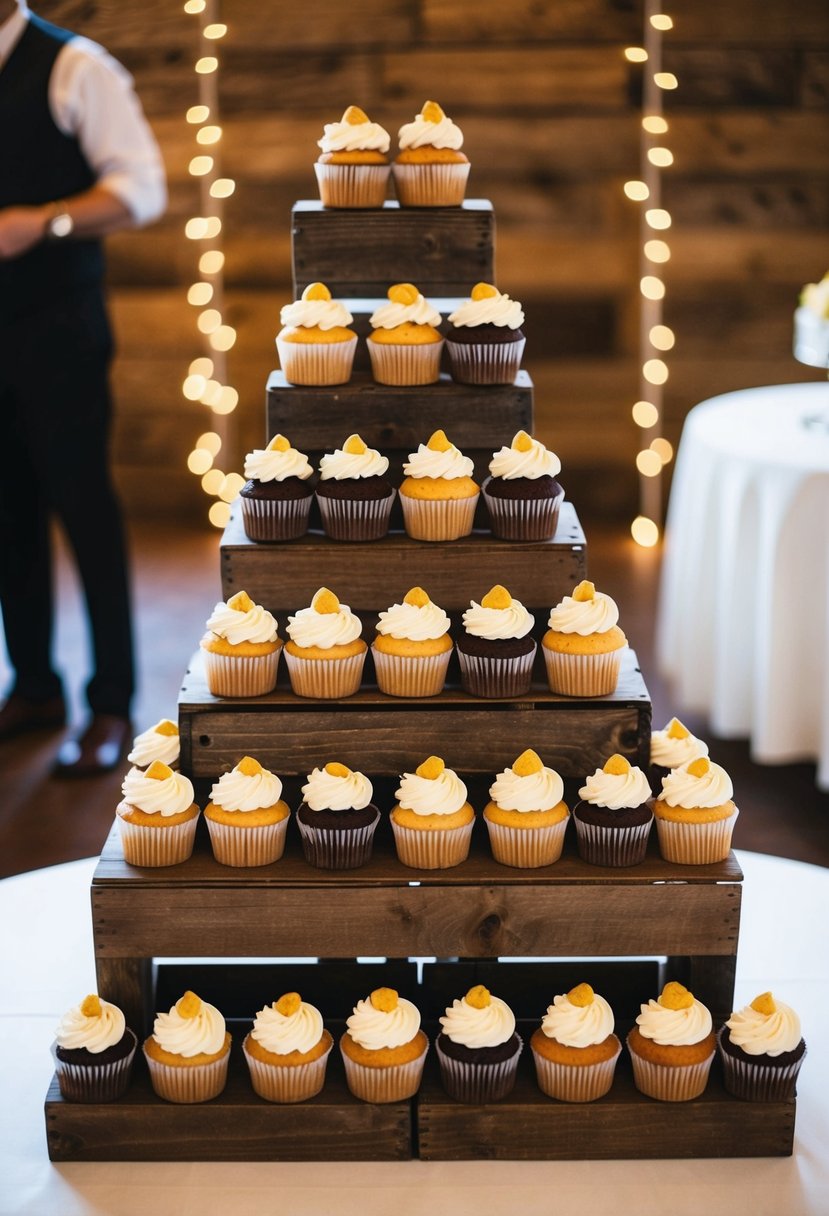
657, 383, 829, 788
1, 853, 827, 1216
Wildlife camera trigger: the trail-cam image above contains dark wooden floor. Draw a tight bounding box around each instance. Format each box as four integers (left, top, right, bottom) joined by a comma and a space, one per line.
1, 517, 826, 878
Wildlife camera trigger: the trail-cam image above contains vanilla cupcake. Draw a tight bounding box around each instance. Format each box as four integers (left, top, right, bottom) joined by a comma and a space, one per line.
794, 270, 829, 367
542, 580, 627, 696
372, 586, 453, 697
390, 755, 475, 870
627, 981, 716, 1102
574, 754, 654, 867
240, 433, 315, 542
315, 433, 395, 541
482, 430, 564, 541
654, 756, 739, 864
340, 987, 429, 1103
296, 761, 380, 869
200, 589, 282, 698
649, 716, 708, 791
457, 584, 536, 698
243, 992, 334, 1103
127, 718, 180, 771
446, 283, 526, 385
276, 282, 357, 385
531, 984, 622, 1102
392, 100, 470, 207
399, 429, 479, 541
314, 104, 391, 208
484, 749, 569, 868
718, 991, 806, 1101
284, 587, 367, 699
367, 283, 444, 385
204, 755, 291, 867
52, 994, 137, 1103
116, 761, 200, 867
436, 985, 522, 1103
143, 990, 231, 1104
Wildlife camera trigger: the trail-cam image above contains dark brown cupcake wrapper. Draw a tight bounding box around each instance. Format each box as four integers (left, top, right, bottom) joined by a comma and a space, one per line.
482, 480, 564, 541
446, 337, 526, 385
295, 809, 380, 870
435, 1034, 523, 1103
717, 1026, 805, 1101
457, 644, 536, 698
51, 1031, 137, 1103
316, 490, 396, 541
573, 814, 654, 867
240, 495, 312, 542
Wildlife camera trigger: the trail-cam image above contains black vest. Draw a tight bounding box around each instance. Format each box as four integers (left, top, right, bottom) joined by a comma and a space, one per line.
0, 13, 105, 319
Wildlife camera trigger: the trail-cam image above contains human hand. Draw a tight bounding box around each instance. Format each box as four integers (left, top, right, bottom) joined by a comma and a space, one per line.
0, 206, 48, 259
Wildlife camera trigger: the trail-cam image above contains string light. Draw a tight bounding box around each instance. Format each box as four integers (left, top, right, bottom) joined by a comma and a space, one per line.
631, 515, 660, 547
632, 400, 659, 428
625, 47, 648, 62
644, 239, 670, 262
624, 181, 650, 201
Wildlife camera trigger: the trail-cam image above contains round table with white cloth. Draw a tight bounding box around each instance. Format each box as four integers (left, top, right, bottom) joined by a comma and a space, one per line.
657, 383, 829, 789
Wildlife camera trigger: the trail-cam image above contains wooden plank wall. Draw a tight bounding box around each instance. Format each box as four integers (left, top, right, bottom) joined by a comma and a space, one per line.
38, 0, 829, 520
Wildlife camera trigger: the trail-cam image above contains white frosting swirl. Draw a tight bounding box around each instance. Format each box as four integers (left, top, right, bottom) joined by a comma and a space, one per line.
579, 765, 652, 810
489, 765, 564, 812
302, 766, 373, 812
463, 597, 534, 640
206, 599, 278, 646
319, 443, 389, 480
210, 765, 283, 812
650, 725, 709, 769
286, 601, 362, 649
55, 998, 126, 1054
658, 759, 734, 809
251, 1000, 324, 1056
244, 444, 314, 483
489, 436, 560, 481
151, 998, 226, 1058
801, 275, 829, 319
726, 1000, 802, 1057
636, 996, 712, 1046
318, 118, 390, 155
440, 995, 515, 1049
279, 297, 353, 330
346, 996, 422, 1050
403, 441, 474, 481
121, 767, 194, 817
127, 723, 180, 769
449, 290, 524, 330
370, 294, 442, 329
548, 591, 619, 636
376, 598, 451, 641
541, 992, 615, 1048
398, 110, 464, 151
395, 766, 467, 816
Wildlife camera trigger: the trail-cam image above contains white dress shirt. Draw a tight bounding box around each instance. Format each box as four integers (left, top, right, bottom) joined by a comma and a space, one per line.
0, 1, 166, 225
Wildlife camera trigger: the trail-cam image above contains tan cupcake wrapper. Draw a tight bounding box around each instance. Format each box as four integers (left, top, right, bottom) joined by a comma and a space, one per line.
542, 646, 623, 697
143, 1044, 230, 1103
457, 645, 536, 698
391, 817, 474, 870
532, 1040, 621, 1102
435, 1034, 523, 1103
367, 338, 444, 385
481, 479, 564, 542
240, 494, 312, 542
485, 814, 569, 868
51, 1031, 137, 1103
392, 161, 470, 207
314, 161, 391, 208
446, 337, 526, 386
284, 648, 366, 699
399, 491, 479, 541
276, 335, 357, 386
573, 814, 654, 868
117, 810, 200, 868
316, 489, 396, 541
655, 808, 739, 865
296, 809, 380, 870
205, 814, 289, 867
716, 1028, 805, 1101
202, 647, 281, 698
340, 1039, 429, 1103
372, 645, 452, 697
627, 1035, 714, 1101
243, 1033, 333, 1102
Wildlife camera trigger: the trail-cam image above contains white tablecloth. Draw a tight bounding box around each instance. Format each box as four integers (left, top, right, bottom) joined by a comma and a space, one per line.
657, 383, 829, 789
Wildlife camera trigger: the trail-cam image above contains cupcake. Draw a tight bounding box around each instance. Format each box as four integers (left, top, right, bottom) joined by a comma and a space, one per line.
296, 761, 380, 869
542, 580, 627, 697
573, 754, 654, 868
243, 992, 334, 1103
654, 756, 739, 864
794, 270, 829, 367
143, 990, 231, 1104
315, 433, 395, 541
718, 991, 806, 1102
240, 433, 315, 542
314, 105, 391, 209
372, 586, 453, 697
483, 748, 569, 868
204, 755, 291, 867
367, 283, 444, 385
457, 584, 536, 698
649, 716, 708, 793
340, 987, 429, 1103
276, 282, 357, 386
127, 718, 180, 771
52, 994, 137, 1103
435, 985, 522, 1103
390, 755, 475, 870
392, 100, 470, 207
481, 430, 564, 541
398, 429, 479, 541
445, 283, 526, 385
116, 761, 200, 867
531, 983, 622, 1102
200, 589, 282, 698
627, 981, 716, 1102
284, 587, 367, 699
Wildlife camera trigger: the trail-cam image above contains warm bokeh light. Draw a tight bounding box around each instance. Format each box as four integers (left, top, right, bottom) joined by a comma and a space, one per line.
204, 23, 227, 38
197, 125, 222, 145
189, 356, 214, 377
642, 115, 669, 134
200, 379, 223, 406
195, 56, 219, 75
632, 400, 659, 428
624, 180, 650, 201
208, 501, 231, 529
199, 250, 225, 275
187, 448, 213, 475
640, 276, 665, 300
648, 147, 674, 167
649, 324, 675, 350
209, 325, 237, 351
645, 208, 672, 229
625, 47, 648, 63
643, 358, 669, 384
631, 515, 660, 547
203, 217, 222, 238
201, 468, 225, 495
187, 282, 214, 306
644, 238, 671, 262
185, 217, 209, 239
197, 308, 222, 334
210, 178, 236, 199
650, 437, 674, 464
654, 72, 678, 90
651, 14, 674, 30
636, 449, 663, 477
182, 374, 206, 401
218, 472, 246, 502
196, 431, 222, 456
188, 155, 213, 176
183, 0, 205, 12
210, 386, 239, 414
187, 105, 210, 124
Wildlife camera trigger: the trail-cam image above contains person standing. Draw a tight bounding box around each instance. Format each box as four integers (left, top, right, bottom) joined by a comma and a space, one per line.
0, 0, 166, 773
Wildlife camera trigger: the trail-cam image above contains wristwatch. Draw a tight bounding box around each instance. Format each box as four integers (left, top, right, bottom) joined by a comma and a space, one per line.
45, 204, 74, 240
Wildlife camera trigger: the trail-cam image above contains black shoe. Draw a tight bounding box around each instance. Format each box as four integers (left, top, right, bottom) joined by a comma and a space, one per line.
0, 693, 66, 741
53, 714, 131, 777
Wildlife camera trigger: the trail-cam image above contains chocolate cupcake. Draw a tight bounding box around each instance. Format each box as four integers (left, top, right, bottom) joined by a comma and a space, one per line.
315, 433, 395, 541
573, 754, 654, 867
718, 992, 806, 1101
445, 283, 525, 385
52, 994, 137, 1103
482, 431, 564, 541
456, 584, 536, 698
240, 434, 315, 542
435, 985, 522, 1103
296, 762, 380, 869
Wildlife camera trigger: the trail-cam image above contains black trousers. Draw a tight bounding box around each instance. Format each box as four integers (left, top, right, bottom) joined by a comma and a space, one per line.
0, 285, 134, 716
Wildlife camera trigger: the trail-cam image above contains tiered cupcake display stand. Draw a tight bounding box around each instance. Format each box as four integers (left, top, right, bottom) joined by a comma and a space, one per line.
45, 201, 796, 1161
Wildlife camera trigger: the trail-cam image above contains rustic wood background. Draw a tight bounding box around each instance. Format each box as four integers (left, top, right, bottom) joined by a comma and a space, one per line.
37, 0, 829, 519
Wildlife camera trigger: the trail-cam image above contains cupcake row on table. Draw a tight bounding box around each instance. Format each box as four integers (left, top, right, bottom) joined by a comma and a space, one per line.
53, 982, 806, 1107
277, 282, 524, 387
199, 581, 626, 701
241, 430, 562, 545
115, 749, 739, 871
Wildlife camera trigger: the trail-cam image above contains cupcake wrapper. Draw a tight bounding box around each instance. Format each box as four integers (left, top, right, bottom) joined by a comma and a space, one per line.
372, 645, 452, 697
542, 646, 622, 697
446, 337, 526, 386
240, 494, 312, 542
243, 1034, 333, 1103
399, 492, 479, 541
532, 1041, 621, 1102
485, 815, 569, 869
573, 815, 654, 868
716, 1029, 805, 1102
51, 1032, 137, 1103
117, 812, 200, 868
206, 815, 289, 867
202, 648, 281, 698
627, 1036, 714, 1101
392, 161, 470, 207
655, 808, 739, 865
143, 1046, 230, 1104
340, 1041, 429, 1103
391, 818, 474, 870
316, 489, 396, 541
296, 809, 380, 870
276, 335, 357, 386
458, 644, 536, 698
481, 482, 563, 542
314, 161, 391, 208
284, 648, 366, 699
435, 1034, 523, 1103
367, 339, 444, 386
